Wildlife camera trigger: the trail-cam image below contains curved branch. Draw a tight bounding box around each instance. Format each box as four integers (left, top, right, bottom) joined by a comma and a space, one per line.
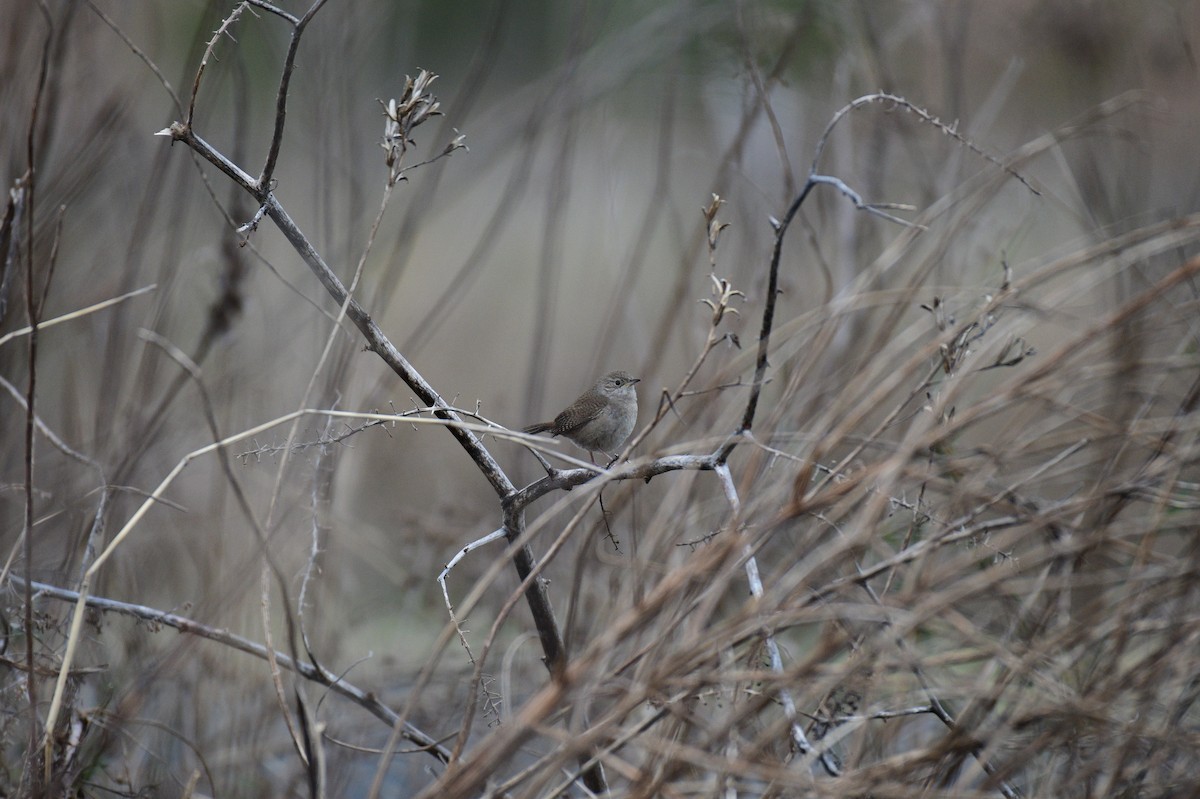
22, 579, 450, 762
259, 0, 330, 187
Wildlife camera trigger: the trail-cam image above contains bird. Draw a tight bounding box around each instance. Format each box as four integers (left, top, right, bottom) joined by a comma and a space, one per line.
523, 370, 640, 461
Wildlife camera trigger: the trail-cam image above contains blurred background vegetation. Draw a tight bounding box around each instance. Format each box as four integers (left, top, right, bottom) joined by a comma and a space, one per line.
3, 0, 1199, 796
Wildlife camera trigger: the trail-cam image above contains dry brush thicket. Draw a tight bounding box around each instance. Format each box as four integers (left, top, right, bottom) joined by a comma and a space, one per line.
2, 2, 1199, 798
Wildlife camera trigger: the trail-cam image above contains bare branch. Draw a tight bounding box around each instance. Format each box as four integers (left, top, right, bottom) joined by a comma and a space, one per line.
19, 578, 449, 760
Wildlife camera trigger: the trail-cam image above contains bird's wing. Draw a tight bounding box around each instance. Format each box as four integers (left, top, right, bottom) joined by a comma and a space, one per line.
553, 393, 607, 434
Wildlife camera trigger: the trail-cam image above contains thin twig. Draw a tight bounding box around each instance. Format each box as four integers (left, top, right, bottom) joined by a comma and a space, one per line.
0, 284, 156, 348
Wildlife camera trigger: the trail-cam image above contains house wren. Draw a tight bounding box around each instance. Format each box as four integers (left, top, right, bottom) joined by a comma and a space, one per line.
523, 371, 640, 459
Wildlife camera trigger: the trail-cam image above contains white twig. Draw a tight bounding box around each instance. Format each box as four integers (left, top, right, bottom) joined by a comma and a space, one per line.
236, 202, 268, 235
0, 284, 156, 348
39, 406, 480, 754
715, 462, 818, 762
438, 527, 509, 661
808, 174, 925, 230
